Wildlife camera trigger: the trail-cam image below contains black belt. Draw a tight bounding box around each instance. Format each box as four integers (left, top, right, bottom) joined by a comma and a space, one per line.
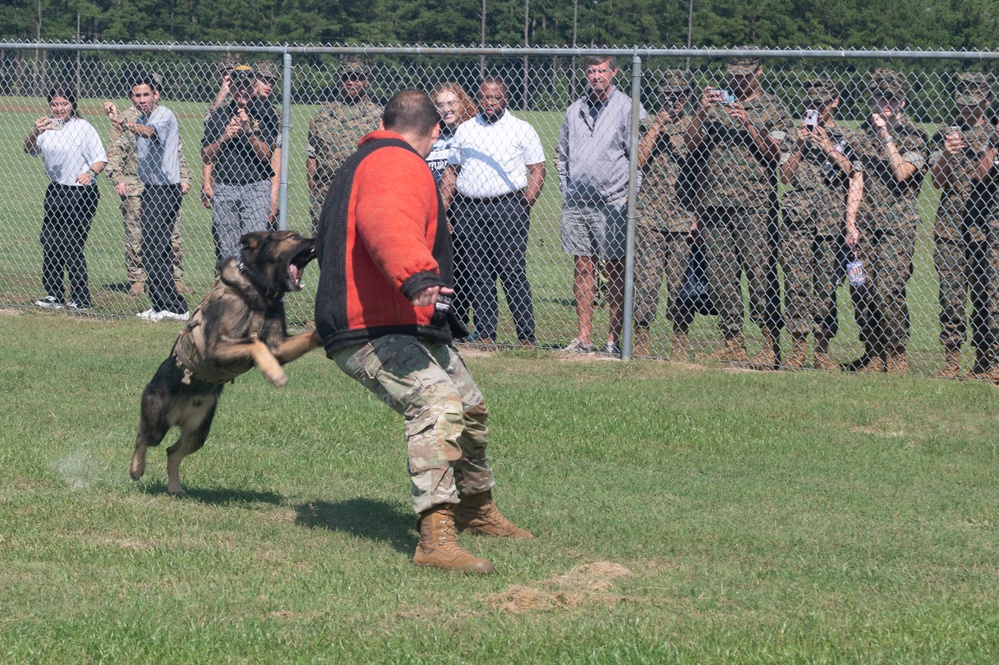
461, 192, 521, 204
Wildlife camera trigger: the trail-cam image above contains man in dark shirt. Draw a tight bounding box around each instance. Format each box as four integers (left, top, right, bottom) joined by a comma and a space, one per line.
201, 64, 279, 263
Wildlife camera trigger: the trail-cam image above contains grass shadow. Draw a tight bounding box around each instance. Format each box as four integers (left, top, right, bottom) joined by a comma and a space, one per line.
294, 497, 415, 554
138, 480, 285, 507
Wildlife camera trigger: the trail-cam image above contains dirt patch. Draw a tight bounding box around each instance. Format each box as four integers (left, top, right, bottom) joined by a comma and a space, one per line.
484, 561, 632, 613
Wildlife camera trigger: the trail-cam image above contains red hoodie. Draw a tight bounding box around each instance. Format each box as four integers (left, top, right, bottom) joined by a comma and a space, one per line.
314, 130, 453, 354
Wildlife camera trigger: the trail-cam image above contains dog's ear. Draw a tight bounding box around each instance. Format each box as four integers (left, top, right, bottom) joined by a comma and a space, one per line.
240, 232, 263, 251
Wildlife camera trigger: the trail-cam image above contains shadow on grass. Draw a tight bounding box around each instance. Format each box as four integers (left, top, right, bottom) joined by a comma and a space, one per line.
294, 497, 415, 554
138, 480, 285, 506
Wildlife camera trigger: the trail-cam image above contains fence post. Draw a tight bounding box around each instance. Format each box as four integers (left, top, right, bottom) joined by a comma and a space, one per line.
621, 52, 643, 361
277, 49, 293, 231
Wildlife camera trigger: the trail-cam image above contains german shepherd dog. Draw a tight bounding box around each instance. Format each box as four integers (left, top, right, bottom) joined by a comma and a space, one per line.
131, 231, 321, 496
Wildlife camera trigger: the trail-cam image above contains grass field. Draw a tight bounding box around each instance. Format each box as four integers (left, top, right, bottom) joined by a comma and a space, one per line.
0, 95, 966, 375
1, 311, 997, 663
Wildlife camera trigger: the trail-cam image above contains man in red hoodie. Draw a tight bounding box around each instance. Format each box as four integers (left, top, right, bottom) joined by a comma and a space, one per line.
314, 90, 533, 574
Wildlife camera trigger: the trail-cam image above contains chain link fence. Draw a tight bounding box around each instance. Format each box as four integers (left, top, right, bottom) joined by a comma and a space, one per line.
3, 44, 999, 378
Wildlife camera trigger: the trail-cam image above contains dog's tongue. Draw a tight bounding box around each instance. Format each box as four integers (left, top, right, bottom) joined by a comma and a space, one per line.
289, 264, 301, 283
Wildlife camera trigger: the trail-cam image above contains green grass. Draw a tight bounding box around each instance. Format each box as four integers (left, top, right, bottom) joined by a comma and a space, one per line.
1, 312, 997, 663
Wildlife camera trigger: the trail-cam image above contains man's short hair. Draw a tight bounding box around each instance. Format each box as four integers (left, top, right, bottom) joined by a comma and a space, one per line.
129, 71, 158, 93
584, 55, 616, 70
382, 90, 440, 137
479, 76, 508, 95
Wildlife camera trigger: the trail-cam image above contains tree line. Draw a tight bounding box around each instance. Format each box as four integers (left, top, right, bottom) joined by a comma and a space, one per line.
2, 0, 999, 50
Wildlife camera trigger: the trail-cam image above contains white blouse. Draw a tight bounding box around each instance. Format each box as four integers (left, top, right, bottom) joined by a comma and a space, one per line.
33, 117, 107, 187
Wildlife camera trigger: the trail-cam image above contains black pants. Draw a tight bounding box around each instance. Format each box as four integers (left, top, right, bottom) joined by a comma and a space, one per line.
41, 183, 98, 306
450, 195, 535, 343
141, 185, 188, 313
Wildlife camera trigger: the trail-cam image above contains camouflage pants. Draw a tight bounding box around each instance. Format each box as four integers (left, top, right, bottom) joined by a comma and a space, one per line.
780, 230, 847, 339
121, 193, 185, 285
700, 207, 782, 338
309, 186, 330, 236
851, 227, 916, 356
331, 334, 495, 515
934, 234, 996, 351
632, 223, 694, 331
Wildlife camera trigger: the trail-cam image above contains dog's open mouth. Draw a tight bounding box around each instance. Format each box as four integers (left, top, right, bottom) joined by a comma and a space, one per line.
286, 244, 316, 292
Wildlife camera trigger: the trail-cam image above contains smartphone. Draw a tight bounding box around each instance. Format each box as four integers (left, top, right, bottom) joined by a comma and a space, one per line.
717, 89, 735, 105
803, 109, 819, 130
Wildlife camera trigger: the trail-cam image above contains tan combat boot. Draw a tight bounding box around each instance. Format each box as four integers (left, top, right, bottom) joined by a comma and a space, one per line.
413, 505, 494, 573
813, 336, 838, 371
856, 355, 886, 374
783, 334, 808, 371
128, 282, 145, 297
885, 351, 908, 375
670, 330, 689, 362
454, 490, 535, 539
936, 347, 962, 379
699, 334, 750, 363
967, 349, 992, 379
632, 324, 651, 357
749, 328, 780, 371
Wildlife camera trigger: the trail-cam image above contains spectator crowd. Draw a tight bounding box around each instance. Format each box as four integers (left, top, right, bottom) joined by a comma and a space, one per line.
21, 54, 999, 378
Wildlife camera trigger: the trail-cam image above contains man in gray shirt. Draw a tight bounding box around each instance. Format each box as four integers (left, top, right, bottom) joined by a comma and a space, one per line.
557, 55, 646, 355
105, 73, 189, 321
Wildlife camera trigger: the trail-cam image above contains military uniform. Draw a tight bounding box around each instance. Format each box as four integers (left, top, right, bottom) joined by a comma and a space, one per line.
632, 70, 698, 358
306, 59, 382, 232
694, 58, 790, 361
930, 73, 999, 376
105, 105, 191, 292
778, 80, 856, 356
847, 68, 929, 371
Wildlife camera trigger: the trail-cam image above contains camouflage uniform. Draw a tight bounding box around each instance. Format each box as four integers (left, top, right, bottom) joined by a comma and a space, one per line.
331, 335, 494, 515
848, 69, 929, 366
633, 71, 697, 353
204, 53, 241, 121
930, 73, 999, 373
779, 79, 856, 344
695, 58, 791, 346
306, 59, 382, 232
105, 105, 191, 289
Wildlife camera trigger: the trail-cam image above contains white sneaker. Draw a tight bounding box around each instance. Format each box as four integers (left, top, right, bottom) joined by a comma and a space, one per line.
35, 296, 63, 309
137, 308, 160, 320
158, 310, 190, 322
66, 301, 90, 311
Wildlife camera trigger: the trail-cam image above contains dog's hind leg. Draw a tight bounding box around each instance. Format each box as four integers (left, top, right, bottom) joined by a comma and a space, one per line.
165, 399, 217, 497
132, 391, 172, 482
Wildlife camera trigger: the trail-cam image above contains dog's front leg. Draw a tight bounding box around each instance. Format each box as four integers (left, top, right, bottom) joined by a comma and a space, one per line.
248, 340, 288, 386
272, 330, 322, 365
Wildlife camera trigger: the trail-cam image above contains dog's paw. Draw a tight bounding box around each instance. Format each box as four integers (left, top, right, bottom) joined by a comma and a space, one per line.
270, 372, 289, 388
129, 458, 146, 481
167, 485, 188, 498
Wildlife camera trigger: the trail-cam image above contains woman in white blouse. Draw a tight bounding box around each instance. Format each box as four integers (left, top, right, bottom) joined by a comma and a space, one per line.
23, 85, 107, 310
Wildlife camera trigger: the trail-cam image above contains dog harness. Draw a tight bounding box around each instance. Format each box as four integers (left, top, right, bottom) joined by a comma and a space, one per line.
172, 271, 267, 385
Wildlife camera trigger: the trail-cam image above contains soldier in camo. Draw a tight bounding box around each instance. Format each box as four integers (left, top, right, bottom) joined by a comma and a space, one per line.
929, 73, 999, 379
843, 68, 929, 374
105, 81, 193, 297
631, 70, 697, 360
686, 53, 791, 368
254, 59, 283, 225
205, 53, 241, 120
306, 57, 383, 232
777, 78, 862, 370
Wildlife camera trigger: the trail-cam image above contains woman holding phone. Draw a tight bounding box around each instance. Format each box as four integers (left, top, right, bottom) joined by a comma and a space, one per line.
24, 85, 106, 310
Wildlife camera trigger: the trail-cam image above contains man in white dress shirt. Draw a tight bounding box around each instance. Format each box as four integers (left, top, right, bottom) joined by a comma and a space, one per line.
440, 77, 546, 346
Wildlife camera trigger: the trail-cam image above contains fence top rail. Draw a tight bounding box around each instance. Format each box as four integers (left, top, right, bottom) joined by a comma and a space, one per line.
4, 41, 999, 61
